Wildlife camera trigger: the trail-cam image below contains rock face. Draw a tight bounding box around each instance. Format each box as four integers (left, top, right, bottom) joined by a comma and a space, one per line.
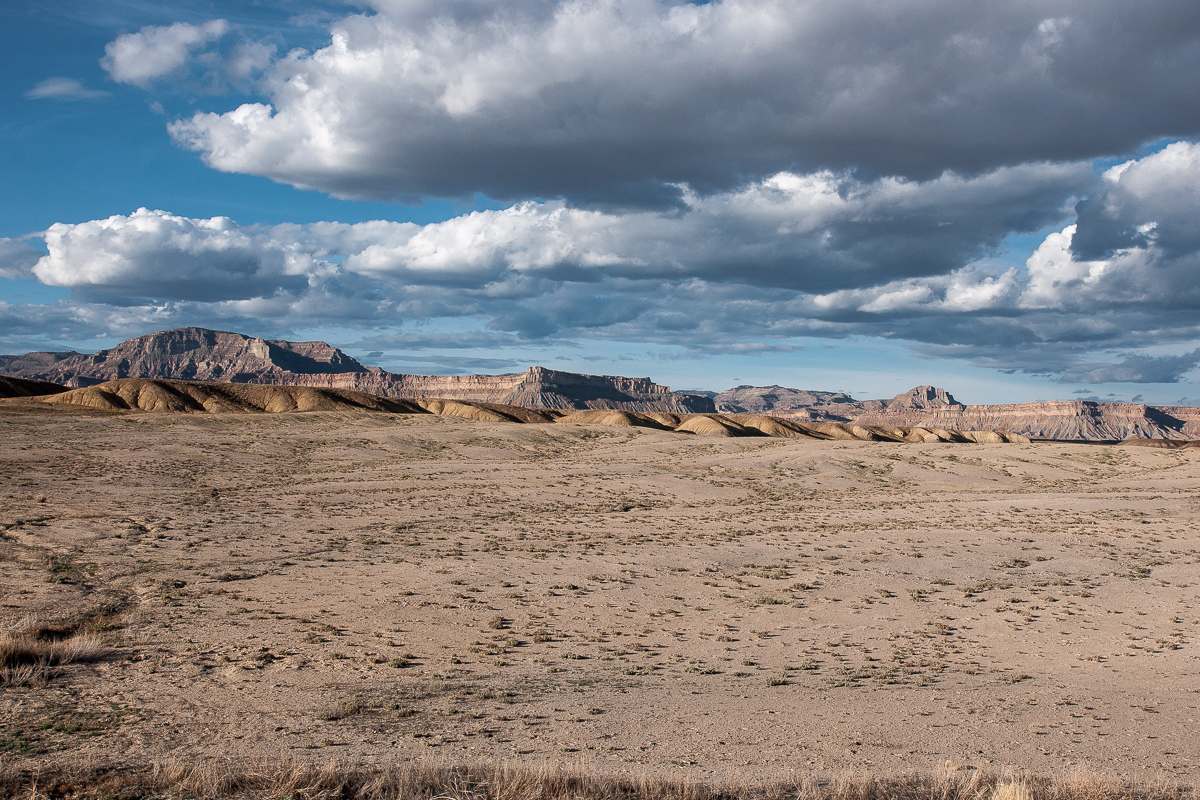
714, 385, 858, 414
0, 327, 715, 414
886, 385, 963, 409
716, 384, 962, 423
721, 382, 1199, 440
853, 401, 1194, 441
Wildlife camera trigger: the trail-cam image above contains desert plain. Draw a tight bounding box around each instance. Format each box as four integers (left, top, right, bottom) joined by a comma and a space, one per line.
2, 405, 1199, 788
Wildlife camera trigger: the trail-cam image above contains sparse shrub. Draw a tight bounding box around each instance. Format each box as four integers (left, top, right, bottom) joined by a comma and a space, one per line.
0, 625, 110, 686
315, 701, 362, 722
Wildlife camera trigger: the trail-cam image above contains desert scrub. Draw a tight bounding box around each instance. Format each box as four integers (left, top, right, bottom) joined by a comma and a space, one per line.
0, 618, 110, 686
0, 759, 1192, 800
315, 701, 362, 722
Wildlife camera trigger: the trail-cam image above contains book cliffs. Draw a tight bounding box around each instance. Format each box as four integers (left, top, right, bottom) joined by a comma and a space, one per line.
715, 384, 1199, 441
0, 327, 717, 414
2, 327, 1197, 440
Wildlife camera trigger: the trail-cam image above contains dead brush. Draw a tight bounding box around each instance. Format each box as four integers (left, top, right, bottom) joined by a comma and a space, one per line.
0, 758, 1194, 800
0, 615, 111, 686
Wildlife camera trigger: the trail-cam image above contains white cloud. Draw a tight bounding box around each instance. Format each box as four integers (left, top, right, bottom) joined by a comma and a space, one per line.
102, 20, 230, 88
19, 159, 1089, 308
34, 208, 317, 302
163, 0, 1200, 204
25, 77, 110, 101
13, 140, 1200, 383
333, 161, 1092, 291
225, 40, 278, 88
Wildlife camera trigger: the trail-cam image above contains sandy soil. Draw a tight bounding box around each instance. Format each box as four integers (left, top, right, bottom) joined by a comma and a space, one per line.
2, 409, 1198, 782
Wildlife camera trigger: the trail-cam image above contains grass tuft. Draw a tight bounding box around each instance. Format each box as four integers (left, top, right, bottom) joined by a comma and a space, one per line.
0, 619, 110, 686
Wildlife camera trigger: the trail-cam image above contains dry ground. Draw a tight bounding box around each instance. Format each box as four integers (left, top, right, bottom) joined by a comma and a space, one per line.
2, 409, 1199, 785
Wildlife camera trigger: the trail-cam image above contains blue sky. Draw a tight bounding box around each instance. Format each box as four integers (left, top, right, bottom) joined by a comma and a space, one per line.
4, 0, 1200, 404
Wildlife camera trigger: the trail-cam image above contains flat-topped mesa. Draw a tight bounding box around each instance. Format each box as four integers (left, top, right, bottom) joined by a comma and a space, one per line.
503, 366, 710, 412
714, 385, 857, 414
713, 382, 1200, 440
854, 400, 1188, 441
274, 367, 711, 412
715, 383, 965, 423
258, 370, 530, 403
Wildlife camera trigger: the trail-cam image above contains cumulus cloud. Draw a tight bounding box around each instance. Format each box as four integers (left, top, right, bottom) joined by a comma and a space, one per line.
25, 77, 110, 101
13, 140, 1200, 383
102, 20, 231, 88
162, 0, 1200, 205
26, 162, 1089, 302
34, 208, 316, 302
336, 162, 1092, 292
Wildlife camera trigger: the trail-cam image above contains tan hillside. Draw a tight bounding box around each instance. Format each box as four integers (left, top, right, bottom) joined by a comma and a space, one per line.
18, 377, 1030, 444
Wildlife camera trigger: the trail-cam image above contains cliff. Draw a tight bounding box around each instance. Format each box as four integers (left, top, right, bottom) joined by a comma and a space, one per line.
0, 328, 715, 414
717, 384, 961, 423
712, 382, 1200, 440
714, 385, 858, 415
852, 401, 1190, 441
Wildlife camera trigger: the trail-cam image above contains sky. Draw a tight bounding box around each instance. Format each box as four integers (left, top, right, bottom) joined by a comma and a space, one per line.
4, 1, 1200, 404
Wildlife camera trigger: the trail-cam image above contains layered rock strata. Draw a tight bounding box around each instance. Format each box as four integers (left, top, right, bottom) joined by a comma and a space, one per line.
852, 401, 1191, 441
0, 328, 715, 414
12, 378, 1029, 443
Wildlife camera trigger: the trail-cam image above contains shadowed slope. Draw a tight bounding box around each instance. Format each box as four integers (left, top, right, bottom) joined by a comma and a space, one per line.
41, 379, 427, 415
0, 376, 68, 398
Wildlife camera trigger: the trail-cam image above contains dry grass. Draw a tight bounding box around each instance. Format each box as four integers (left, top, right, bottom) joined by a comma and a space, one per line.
0, 615, 111, 686
0, 759, 1193, 800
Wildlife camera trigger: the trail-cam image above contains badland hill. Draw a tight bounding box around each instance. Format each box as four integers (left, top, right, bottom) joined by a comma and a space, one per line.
0, 376, 1025, 444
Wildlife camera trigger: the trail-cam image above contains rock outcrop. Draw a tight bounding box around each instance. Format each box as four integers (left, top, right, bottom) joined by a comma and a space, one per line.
0, 328, 715, 414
